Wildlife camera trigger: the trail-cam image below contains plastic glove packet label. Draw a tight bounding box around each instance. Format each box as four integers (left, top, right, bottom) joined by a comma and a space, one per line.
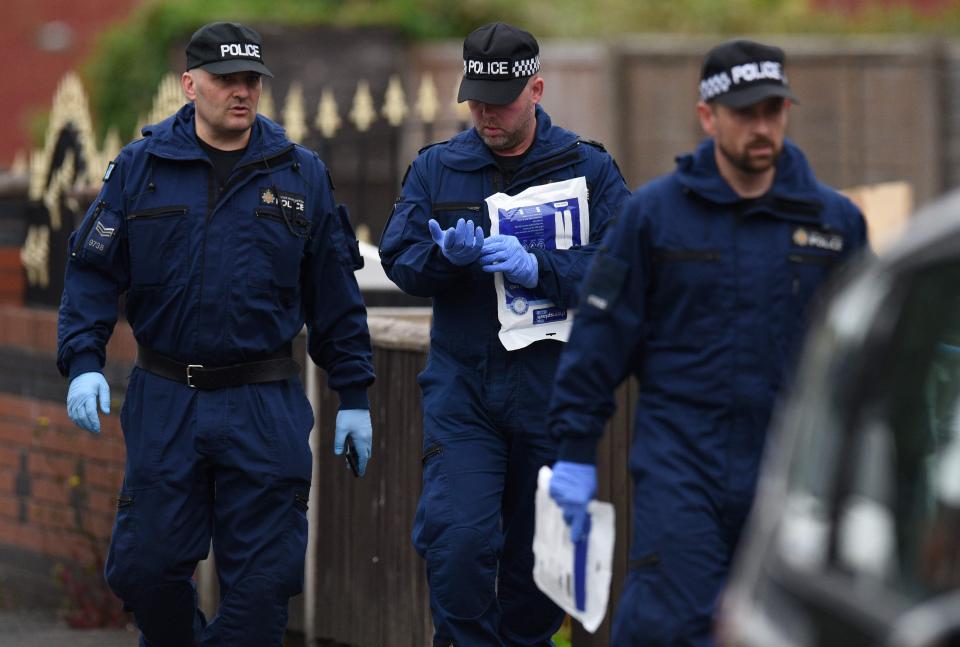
486, 176, 590, 351
533, 466, 615, 634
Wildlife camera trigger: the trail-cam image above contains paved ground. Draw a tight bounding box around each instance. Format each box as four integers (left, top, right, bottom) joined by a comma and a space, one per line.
0, 609, 139, 647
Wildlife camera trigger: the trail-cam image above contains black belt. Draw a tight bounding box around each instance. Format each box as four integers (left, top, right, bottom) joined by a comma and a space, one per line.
136, 344, 300, 390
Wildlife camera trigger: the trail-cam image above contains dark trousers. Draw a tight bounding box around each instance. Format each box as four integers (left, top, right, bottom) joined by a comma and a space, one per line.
610, 477, 748, 646
412, 360, 564, 646
104, 368, 314, 647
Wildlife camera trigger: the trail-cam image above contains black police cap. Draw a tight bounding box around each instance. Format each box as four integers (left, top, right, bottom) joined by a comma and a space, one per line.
458, 22, 540, 106
186, 22, 273, 78
699, 39, 797, 109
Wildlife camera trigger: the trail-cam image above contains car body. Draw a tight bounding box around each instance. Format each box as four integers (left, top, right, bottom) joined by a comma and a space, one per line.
720, 188, 960, 647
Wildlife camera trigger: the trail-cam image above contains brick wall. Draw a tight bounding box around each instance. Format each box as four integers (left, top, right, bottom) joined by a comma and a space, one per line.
3, 0, 141, 166
0, 249, 24, 306
0, 304, 134, 608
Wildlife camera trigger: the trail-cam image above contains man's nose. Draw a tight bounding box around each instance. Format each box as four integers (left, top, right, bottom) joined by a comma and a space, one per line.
752, 114, 772, 135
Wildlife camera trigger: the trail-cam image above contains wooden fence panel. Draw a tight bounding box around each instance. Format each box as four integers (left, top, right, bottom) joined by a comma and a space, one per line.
308, 342, 431, 646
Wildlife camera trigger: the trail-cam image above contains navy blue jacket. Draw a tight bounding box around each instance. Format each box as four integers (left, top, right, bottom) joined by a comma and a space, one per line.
550, 139, 869, 491
57, 104, 374, 407
379, 106, 629, 412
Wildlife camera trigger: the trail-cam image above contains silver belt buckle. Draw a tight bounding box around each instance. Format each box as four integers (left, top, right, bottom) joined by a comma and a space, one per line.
186, 364, 203, 388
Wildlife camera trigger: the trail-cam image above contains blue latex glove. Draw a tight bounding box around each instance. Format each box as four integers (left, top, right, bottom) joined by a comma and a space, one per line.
66, 372, 110, 434
480, 235, 539, 288
334, 409, 373, 477
428, 218, 484, 266
549, 461, 597, 543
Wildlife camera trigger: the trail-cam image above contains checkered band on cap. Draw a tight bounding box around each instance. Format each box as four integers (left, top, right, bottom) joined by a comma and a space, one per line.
512, 56, 540, 78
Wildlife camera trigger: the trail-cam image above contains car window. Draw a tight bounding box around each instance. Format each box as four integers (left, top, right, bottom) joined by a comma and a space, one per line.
836, 264, 960, 602
777, 316, 854, 572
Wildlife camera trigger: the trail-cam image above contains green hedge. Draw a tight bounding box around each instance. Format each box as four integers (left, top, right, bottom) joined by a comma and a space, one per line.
83, 0, 960, 142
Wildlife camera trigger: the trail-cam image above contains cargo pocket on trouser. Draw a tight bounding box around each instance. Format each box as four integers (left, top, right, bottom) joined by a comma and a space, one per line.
428, 529, 497, 621
104, 492, 140, 603
610, 552, 681, 646
413, 444, 497, 621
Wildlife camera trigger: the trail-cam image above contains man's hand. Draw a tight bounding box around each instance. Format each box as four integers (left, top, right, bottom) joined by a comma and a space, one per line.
334, 409, 373, 477
428, 218, 484, 266
481, 235, 539, 288
66, 372, 110, 434
549, 461, 597, 542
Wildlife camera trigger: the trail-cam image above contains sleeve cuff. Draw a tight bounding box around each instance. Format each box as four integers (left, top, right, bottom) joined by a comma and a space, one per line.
67, 352, 104, 381
337, 387, 370, 411
557, 436, 599, 464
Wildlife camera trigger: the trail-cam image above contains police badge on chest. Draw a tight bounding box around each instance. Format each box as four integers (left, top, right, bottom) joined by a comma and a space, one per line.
259, 188, 306, 213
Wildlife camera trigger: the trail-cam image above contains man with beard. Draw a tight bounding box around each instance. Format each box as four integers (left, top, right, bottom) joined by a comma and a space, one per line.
547, 39, 869, 645
58, 21, 374, 646
380, 22, 628, 646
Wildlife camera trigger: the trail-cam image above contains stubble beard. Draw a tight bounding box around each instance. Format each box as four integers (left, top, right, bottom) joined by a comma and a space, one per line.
478, 107, 534, 154
719, 138, 781, 175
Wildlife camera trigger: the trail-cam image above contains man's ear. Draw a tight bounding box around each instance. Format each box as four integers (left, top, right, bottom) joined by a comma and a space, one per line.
696, 100, 716, 137
529, 75, 544, 104
181, 71, 197, 101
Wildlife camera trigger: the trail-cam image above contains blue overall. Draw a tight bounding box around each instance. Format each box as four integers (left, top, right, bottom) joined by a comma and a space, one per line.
57, 104, 374, 646
549, 139, 869, 646
380, 106, 629, 646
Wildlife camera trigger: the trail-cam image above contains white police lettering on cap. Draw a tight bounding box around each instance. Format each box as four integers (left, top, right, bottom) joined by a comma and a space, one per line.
700, 60, 787, 101
730, 61, 783, 85
465, 59, 510, 76
220, 43, 261, 59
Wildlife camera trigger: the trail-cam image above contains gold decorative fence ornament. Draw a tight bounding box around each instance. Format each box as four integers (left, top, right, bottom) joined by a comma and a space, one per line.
316, 88, 341, 139
21, 225, 50, 289
22, 72, 99, 289
415, 73, 439, 125
134, 73, 185, 140
43, 154, 76, 232
101, 127, 122, 168
382, 75, 408, 127
29, 72, 99, 203
282, 82, 308, 143
349, 80, 376, 133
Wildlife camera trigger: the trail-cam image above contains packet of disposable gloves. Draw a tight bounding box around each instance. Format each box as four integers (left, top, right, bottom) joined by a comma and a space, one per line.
532, 465, 614, 634
485, 176, 590, 351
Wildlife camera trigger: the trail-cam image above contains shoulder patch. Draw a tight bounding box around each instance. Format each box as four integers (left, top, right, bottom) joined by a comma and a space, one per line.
418, 140, 448, 154
581, 253, 629, 311
578, 138, 608, 152
102, 161, 116, 182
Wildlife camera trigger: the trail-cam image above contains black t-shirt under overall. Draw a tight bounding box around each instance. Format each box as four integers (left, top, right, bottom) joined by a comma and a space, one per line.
197, 136, 246, 193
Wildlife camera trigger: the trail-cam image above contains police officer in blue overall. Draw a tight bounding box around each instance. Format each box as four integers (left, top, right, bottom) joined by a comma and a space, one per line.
380, 22, 628, 647
57, 22, 375, 646
548, 40, 870, 645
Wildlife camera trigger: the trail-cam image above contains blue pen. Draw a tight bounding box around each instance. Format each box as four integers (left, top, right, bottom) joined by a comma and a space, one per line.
574, 514, 592, 612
